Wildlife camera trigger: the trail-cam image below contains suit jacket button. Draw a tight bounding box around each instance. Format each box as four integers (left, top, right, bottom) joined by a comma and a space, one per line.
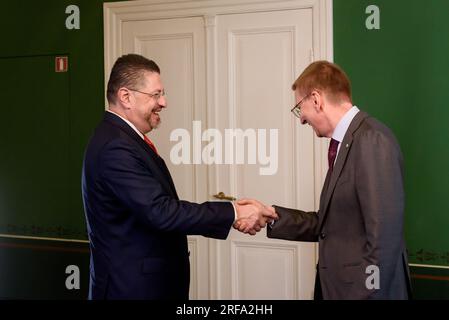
320, 232, 326, 239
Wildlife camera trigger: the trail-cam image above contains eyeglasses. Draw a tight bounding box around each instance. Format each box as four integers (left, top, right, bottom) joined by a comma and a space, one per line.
290, 93, 311, 118
128, 88, 166, 101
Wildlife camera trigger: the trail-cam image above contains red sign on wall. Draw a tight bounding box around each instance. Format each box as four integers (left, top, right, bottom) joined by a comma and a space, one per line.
55, 56, 68, 72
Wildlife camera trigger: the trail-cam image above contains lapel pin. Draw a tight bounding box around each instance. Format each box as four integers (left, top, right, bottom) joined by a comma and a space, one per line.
346, 144, 349, 148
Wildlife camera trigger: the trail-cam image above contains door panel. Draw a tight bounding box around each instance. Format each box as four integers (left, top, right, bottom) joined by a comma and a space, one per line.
122, 17, 209, 299
214, 9, 316, 299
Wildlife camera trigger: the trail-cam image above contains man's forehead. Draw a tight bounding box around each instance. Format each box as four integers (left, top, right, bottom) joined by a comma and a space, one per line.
142, 71, 163, 89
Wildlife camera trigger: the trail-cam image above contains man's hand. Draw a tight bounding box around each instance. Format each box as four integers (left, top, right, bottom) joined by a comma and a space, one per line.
233, 198, 278, 235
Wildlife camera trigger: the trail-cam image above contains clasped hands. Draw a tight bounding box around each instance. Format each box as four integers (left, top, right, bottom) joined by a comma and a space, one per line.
233, 199, 278, 235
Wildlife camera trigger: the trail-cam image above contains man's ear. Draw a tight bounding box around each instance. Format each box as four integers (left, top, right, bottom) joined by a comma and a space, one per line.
311, 90, 323, 111
117, 87, 132, 109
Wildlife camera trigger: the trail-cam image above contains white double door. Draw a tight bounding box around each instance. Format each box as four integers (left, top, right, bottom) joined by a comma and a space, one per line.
116, 1, 327, 299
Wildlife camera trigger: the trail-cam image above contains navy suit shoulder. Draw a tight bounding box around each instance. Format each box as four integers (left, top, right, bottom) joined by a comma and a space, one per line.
82, 112, 234, 299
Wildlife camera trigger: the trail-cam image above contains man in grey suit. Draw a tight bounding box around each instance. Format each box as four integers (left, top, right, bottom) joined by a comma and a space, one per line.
236, 61, 412, 299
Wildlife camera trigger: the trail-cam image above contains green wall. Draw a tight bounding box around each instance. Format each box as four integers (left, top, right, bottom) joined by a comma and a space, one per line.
334, 0, 449, 298
0, 1, 109, 239
0, 0, 119, 299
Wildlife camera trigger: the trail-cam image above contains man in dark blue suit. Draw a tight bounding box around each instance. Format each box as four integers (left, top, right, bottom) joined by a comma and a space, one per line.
82, 54, 277, 299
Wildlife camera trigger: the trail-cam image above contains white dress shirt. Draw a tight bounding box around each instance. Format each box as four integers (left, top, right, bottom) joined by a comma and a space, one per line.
331, 106, 360, 165
107, 109, 145, 140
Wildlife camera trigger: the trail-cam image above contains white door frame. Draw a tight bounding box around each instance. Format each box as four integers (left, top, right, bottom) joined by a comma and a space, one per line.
104, 0, 333, 299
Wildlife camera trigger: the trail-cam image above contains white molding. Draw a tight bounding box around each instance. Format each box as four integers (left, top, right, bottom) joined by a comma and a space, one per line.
209, 239, 222, 299
227, 29, 237, 196
204, 13, 221, 300
409, 263, 449, 270
187, 237, 199, 298
325, 0, 334, 61
105, 0, 325, 20
0, 233, 89, 244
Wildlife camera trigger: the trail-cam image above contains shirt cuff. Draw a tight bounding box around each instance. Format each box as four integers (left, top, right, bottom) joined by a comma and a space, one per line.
231, 202, 238, 222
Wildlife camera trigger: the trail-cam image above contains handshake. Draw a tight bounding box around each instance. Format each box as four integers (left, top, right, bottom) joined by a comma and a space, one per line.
233, 199, 278, 235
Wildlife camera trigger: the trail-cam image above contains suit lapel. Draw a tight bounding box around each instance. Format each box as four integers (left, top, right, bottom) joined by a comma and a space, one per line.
153, 155, 179, 200
137, 137, 179, 198
104, 112, 178, 198
318, 111, 369, 231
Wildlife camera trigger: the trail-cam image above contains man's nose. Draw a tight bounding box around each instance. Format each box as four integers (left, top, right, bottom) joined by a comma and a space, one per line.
158, 95, 167, 108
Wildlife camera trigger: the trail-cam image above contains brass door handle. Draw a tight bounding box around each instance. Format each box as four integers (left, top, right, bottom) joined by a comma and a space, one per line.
213, 192, 236, 201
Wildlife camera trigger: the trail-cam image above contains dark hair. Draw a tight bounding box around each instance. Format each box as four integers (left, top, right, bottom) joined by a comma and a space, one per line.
106, 54, 160, 104
292, 61, 352, 104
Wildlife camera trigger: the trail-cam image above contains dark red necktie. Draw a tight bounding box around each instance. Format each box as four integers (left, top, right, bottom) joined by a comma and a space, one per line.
328, 138, 339, 172
144, 135, 159, 156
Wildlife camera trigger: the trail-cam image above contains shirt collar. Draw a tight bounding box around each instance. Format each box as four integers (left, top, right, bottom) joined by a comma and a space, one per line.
106, 109, 145, 140
332, 106, 360, 143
